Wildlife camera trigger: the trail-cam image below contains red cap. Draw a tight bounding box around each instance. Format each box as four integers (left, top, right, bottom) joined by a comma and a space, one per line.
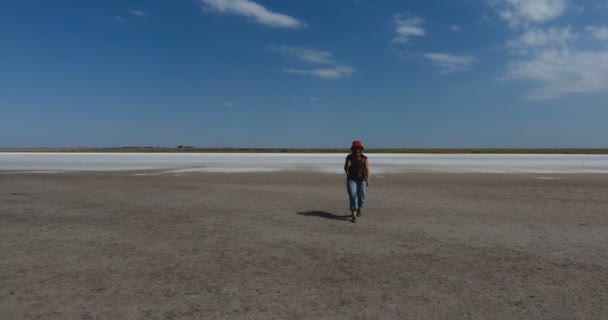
351, 140, 364, 149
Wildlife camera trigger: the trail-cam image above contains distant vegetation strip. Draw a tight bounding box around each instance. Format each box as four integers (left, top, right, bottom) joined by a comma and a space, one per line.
2, 147, 608, 154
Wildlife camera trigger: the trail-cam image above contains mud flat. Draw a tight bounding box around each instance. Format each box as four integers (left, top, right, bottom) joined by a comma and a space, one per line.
1, 171, 607, 319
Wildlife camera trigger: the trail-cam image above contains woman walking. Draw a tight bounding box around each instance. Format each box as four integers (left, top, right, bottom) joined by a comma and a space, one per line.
344, 140, 371, 223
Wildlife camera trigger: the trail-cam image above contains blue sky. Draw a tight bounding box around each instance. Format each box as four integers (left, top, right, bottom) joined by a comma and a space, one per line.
1, 0, 608, 148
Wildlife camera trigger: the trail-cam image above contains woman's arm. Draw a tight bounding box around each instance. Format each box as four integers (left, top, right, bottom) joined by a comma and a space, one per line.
365, 158, 371, 186
344, 156, 350, 175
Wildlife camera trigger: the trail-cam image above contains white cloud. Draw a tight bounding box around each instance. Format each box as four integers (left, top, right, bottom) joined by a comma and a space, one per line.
492, 0, 569, 28
114, 16, 125, 22
424, 53, 476, 73
450, 25, 462, 32
493, 2, 608, 100
270, 46, 334, 64
507, 26, 578, 54
477, 13, 494, 26
201, 0, 305, 29
224, 101, 236, 107
392, 16, 426, 44
504, 49, 608, 100
129, 9, 146, 17
283, 66, 354, 79
274, 46, 354, 79
586, 25, 608, 41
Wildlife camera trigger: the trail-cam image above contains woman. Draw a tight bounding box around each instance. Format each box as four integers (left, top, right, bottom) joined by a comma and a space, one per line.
344, 140, 371, 223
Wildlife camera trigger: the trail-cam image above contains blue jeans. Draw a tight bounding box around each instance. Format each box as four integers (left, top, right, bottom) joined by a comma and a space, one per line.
347, 179, 366, 211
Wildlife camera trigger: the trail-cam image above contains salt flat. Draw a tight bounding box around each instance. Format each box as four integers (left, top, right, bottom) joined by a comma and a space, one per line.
1, 171, 607, 319
2, 153, 608, 319
1, 153, 608, 174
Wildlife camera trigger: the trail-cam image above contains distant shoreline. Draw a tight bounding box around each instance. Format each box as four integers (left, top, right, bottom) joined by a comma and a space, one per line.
1, 147, 608, 154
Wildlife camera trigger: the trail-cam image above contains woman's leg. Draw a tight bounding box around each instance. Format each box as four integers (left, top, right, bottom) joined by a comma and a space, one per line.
357, 180, 366, 214
346, 179, 358, 221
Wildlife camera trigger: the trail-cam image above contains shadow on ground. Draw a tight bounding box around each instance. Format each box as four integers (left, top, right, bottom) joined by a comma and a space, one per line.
297, 211, 351, 221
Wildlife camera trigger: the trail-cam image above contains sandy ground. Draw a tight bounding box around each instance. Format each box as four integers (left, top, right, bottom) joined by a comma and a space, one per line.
1, 171, 607, 319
